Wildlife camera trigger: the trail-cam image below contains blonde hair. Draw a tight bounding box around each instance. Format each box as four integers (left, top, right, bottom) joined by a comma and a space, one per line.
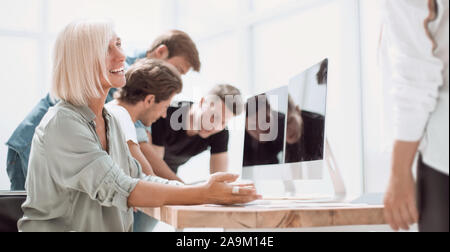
51, 19, 114, 106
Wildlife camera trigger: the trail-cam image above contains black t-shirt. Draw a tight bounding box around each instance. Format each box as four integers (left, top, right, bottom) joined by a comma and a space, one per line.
242, 112, 285, 167
151, 101, 229, 173
285, 110, 325, 163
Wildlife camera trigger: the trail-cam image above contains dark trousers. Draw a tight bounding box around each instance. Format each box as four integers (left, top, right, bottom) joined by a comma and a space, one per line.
133, 211, 158, 232
417, 156, 449, 232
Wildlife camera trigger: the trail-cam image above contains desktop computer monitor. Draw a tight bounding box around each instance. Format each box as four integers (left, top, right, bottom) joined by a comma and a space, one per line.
242, 58, 328, 183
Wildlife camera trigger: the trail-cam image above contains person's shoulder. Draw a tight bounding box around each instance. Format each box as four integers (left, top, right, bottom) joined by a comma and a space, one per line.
104, 100, 121, 111
105, 101, 126, 118
107, 110, 135, 144
35, 102, 89, 144
6, 94, 56, 148
45, 102, 86, 128
104, 103, 134, 133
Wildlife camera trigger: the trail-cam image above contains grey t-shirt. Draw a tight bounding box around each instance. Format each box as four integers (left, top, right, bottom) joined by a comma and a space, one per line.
18, 101, 142, 232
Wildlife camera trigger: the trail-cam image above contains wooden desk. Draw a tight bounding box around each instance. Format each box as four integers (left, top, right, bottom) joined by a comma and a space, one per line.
141, 202, 387, 232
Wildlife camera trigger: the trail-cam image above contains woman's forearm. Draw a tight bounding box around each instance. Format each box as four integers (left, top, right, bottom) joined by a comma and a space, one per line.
391, 140, 421, 176
127, 181, 205, 208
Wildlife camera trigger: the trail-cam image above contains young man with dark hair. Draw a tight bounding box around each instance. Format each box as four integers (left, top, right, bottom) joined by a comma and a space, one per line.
109, 81, 244, 232
146, 30, 201, 73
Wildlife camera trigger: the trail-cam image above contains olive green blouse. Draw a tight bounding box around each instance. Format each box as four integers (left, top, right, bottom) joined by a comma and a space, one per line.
17, 101, 176, 232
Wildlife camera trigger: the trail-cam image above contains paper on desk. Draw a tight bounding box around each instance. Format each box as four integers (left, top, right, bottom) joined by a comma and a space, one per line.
206, 200, 368, 208
293, 202, 368, 208
247, 202, 369, 209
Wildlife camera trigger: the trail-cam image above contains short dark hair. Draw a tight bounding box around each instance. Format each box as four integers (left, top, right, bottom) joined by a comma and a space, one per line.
208, 84, 244, 116
118, 59, 182, 105
147, 30, 201, 72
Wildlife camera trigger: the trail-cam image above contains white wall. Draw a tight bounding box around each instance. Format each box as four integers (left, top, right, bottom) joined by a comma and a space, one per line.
359, 0, 393, 193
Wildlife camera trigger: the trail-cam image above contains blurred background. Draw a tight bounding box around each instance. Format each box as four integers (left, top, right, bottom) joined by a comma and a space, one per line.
0, 0, 391, 200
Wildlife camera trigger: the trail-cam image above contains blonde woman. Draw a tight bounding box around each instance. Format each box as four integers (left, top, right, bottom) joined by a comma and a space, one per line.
17, 20, 260, 232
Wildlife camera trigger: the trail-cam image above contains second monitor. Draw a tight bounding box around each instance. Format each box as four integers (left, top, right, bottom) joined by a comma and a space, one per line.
242, 58, 328, 181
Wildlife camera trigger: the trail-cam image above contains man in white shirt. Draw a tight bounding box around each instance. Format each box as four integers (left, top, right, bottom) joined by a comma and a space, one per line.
380, 0, 449, 232
106, 58, 185, 233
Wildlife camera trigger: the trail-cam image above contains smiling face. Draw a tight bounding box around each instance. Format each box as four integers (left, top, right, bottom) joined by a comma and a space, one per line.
101, 35, 126, 89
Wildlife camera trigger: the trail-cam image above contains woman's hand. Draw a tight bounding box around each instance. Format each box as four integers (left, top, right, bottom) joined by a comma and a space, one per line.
384, 172, 418, 231
383, 141, 420, 231
203, 173, 262, 205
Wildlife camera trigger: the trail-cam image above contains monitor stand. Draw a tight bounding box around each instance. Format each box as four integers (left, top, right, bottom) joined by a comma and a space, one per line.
324, 138, 346, 202
269, 138, 347, 202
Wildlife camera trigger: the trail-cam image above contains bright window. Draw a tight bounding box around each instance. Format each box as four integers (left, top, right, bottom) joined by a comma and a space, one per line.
0, 0, 42, 32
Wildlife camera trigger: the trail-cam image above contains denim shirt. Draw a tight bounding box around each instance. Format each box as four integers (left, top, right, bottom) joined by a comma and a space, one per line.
6, 94, 56, 190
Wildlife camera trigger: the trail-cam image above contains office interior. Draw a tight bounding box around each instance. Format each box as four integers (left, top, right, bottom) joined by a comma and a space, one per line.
0, 0, 423, 232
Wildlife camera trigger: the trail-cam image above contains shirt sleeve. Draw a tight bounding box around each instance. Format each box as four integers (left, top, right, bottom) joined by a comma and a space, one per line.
151, 118, 168, 147
45, 113, 140, 212
209, 129, 229, 154
141, 175, 184, 186
106, 105, 138, 144
119, 116, 138, 145
381, 0, 445, 141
